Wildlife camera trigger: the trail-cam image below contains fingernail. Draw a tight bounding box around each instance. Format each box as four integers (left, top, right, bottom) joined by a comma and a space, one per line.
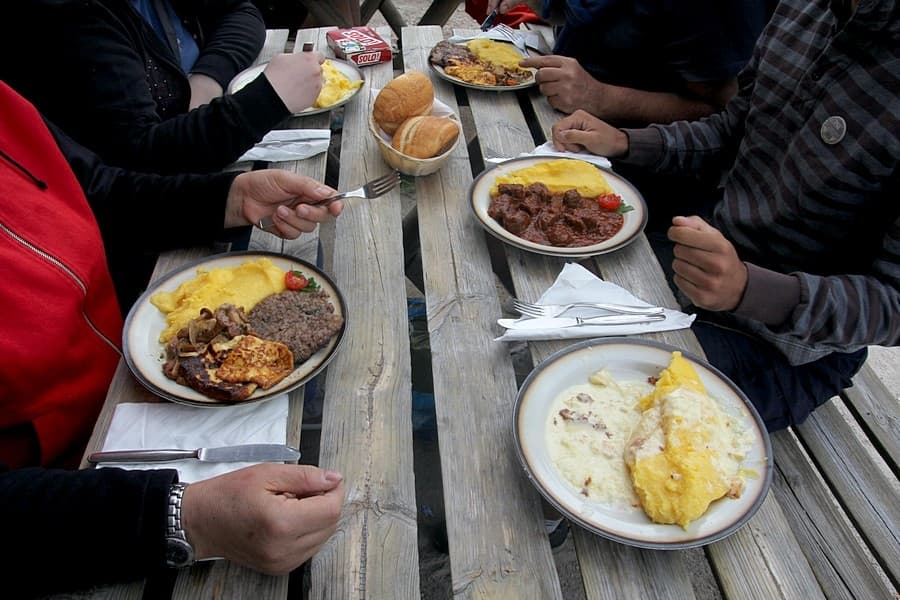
277, 205, 290, 218
315, 185, 330, 194
324, 470, 343, 483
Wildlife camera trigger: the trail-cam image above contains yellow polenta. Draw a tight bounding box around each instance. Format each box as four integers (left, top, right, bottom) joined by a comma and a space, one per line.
466, 38, 524, 70
625, 352, 750, 529
314, 60, 362, 108
492, 159, 614, 197
151, 258, 286, 343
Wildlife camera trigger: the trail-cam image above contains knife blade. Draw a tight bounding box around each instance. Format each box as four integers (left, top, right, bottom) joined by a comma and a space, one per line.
480, 9, 498, 31
87, 444, 301, 464
498, 313, 667, 330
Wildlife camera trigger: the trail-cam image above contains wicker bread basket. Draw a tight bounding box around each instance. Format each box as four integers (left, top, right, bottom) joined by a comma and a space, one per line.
369, 93, 460, 176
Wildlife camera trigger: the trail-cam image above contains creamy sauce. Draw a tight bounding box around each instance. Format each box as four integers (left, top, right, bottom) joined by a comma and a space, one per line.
545, 369, 653, 509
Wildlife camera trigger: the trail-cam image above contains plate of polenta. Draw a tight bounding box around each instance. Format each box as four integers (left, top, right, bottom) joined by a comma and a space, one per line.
469, 156, 648, 257
123, 252, 347, 407
514, 337, 772, 549
228, 58, 363, 116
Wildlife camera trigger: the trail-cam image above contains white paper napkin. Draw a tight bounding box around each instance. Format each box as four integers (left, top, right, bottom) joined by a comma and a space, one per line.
99, 395, 289, 483
495, 263, 695, 342
237, 129, 330, 163
485, 142, 613, 170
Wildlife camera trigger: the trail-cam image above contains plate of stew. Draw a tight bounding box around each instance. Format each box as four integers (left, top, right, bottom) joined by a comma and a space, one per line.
468, 157, 648, 258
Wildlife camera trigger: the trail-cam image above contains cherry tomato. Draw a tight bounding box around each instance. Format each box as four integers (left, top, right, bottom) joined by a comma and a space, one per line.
596, 193, 622, 211
285, 270, 309, 290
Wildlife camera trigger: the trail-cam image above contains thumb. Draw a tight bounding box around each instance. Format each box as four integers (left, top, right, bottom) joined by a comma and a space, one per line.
270, 464, 344, 497
672, 215, 710, 230
519, 56, 547, 69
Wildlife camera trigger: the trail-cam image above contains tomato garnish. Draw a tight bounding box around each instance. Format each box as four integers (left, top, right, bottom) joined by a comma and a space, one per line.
596, 193, 622, 211
285, 270, 309, 290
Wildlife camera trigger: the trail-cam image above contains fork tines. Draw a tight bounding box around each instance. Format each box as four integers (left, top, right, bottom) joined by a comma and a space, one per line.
365, 170, 401, 196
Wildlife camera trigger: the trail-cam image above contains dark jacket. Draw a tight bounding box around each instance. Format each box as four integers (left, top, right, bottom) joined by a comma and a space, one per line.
1, 0, 290, 174
1, 466, 177, 597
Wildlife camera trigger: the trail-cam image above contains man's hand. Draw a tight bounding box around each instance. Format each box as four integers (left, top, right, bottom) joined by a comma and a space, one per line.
520, 55, 608, 115
668, 215, 748, 311
227, 169, 342, 238
181, 464, 345, 575
551, 109, 629, 157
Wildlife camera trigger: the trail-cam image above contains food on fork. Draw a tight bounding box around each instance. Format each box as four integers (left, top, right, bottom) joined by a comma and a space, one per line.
373, 70, 434, 135
391, 115, 460, 159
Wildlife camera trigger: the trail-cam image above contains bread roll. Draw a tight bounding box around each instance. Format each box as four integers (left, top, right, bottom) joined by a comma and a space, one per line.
373, 71, 434, 135
391, 116, 460, 159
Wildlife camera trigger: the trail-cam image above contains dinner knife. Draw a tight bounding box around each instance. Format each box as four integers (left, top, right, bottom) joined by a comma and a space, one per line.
498, 313, 667, 330
480, 9, 498, 31
87, 444, 301, 464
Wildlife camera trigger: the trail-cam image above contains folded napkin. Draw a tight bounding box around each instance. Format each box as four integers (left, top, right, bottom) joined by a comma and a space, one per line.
237, 129, 330, 163
495, 263, 695, 342
486, 142, 613, 170
99, 395, 289, 483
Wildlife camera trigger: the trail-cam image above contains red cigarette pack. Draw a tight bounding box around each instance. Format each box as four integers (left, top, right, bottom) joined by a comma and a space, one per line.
326, 27, 392, 67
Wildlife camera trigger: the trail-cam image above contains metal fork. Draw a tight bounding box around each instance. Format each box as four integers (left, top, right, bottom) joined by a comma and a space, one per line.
511, 298, 665, 318
257, 170, 400, 230
491, 23, 529, 55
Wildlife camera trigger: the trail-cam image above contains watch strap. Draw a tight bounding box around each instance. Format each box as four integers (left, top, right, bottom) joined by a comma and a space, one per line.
165, 482, 195, 568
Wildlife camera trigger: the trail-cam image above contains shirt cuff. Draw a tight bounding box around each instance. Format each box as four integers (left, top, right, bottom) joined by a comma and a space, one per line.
734, 262, 800, 326
619, 128, 664, 167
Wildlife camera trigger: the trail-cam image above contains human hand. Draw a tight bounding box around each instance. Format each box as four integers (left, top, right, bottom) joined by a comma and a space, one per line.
520, 55, 606, 115
181, 464, 345, 574
263, 51, 325, 114
488, 0, 540, 14
667, 215, 748, 311
187, 73, 224, 110
227, 169, 342, 238
551, 109, 628, 157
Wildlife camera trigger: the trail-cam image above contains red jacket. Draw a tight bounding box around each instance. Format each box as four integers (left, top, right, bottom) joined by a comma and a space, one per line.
0, 82, 122, 466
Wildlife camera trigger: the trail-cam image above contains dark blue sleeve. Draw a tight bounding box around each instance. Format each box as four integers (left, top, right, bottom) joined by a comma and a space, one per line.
650, 0, 774, 82
0, 466, 177, 596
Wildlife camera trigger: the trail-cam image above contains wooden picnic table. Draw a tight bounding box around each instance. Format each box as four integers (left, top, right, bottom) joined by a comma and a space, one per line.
69, 25, 898, 600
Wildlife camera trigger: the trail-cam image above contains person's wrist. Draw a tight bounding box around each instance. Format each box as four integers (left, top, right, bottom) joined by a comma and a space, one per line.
180, 481, 213, 560
611, 128, 629, 158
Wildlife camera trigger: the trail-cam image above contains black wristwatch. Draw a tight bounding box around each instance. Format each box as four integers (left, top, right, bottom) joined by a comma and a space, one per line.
165, 482, 196, 569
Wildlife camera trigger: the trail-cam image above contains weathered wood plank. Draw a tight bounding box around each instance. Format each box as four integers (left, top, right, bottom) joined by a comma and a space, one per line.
791, 398, 900, 591
407, 25, 564, 598
840, 363, 900, 472
457, 26, 698, 598
308, 25, 421, 600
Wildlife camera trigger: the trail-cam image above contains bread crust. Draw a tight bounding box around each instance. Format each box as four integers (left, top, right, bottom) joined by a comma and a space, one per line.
373, 71, 434, 135
391, 116, 460, 159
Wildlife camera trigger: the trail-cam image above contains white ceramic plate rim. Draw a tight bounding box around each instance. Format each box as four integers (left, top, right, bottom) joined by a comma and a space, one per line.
123, 251, 347, 407
469, 156, 649, 257
227, 59, 364, 115
429, 40, 536, 92
514, 337, 773, 549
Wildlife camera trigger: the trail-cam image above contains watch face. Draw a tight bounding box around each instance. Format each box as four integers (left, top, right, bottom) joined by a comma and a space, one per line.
166, 537, 195, 568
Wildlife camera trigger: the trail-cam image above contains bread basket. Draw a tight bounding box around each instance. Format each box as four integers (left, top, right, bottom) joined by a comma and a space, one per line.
369, 93, 460, 177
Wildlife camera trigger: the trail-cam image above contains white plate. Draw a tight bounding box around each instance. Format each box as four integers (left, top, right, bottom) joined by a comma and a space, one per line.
123, 251, 347, 407
429, 40, 536, 92
514, 338, 772, 549
227, 59, 364, 116
469, 156, 648, 257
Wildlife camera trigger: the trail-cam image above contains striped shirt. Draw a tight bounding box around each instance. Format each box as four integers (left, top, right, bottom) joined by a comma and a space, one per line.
624, 0, 899, 365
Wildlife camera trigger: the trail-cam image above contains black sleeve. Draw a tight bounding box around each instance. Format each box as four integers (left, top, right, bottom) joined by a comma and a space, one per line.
1, 467, 177, 597
45, 117, 240, 254
189, 0, 267, 88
